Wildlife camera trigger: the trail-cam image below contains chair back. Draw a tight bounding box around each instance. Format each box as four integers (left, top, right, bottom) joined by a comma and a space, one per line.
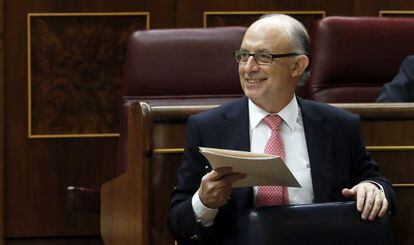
306, 17, 414, 102
118, 27, 246, 173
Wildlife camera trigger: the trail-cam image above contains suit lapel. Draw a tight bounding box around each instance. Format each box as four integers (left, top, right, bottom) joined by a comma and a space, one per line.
220, 97, 250, 152
220, 97, 253, 209
298, 98, 333, 203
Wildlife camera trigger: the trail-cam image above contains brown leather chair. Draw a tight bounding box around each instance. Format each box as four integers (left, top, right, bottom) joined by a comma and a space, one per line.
101, 26, 246, 245
305, 16, 414, 103
117, 26, 246, 174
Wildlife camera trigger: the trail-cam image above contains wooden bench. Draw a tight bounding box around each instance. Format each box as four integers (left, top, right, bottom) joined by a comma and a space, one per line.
101, 100, 414, 244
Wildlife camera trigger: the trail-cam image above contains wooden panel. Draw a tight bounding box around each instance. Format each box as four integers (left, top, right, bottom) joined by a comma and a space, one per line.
152, 123, 187, 149
7, 236, 103, 245
175, 0, 414, 28
151, 153, 182, 245
5, 139, 118, 237
28, 13, 148, 137
4, 0, 149, 238
372, 151, 414, 183
174, 0, 373, 28
345, 105, 414, 245
101, 102, 152, 245
0, 0, 4, 244
361, 120, 414, 146
176, 0, 330, 28
204, 11, 325, 35
151, 120, 186, 245
342, 0, 414, 16
392, 187, 414, 245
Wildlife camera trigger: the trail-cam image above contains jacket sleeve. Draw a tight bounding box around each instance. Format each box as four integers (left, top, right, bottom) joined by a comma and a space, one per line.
376, 55, 414, 102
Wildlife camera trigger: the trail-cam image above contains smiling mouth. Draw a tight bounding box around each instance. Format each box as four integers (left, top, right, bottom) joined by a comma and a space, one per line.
245, 78, 267, 84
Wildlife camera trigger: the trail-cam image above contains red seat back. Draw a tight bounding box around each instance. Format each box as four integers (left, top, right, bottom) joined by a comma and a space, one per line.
306, 17, 414, 102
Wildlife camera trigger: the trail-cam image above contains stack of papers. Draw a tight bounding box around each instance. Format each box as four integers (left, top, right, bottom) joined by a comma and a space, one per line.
199, 147, 301, 188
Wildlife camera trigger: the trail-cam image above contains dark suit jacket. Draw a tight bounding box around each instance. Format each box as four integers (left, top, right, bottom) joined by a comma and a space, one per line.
168, 97, 396, 244
377, 55, 414, 102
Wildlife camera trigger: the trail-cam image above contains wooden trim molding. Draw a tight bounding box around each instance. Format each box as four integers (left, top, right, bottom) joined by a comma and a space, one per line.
27, 12, 149, 139
379, 10, 414, 17
367, 146, 414, 151
203, 10, 326, 28
28, 133, 120, 139
27, 12, 150, 29
152, 148, 184, 154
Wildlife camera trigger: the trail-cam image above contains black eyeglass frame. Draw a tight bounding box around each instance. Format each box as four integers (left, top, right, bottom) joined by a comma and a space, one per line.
234, 50, 300, 64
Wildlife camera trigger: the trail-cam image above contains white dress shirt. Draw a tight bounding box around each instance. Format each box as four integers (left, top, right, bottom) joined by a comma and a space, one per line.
192, 96, 314, 226
249, 96, 314, 205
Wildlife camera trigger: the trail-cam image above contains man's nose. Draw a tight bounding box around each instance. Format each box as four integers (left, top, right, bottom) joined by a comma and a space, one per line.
243, 56, 260, 72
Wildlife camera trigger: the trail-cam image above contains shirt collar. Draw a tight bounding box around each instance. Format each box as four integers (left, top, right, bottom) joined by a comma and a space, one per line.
249, 95, 299, 131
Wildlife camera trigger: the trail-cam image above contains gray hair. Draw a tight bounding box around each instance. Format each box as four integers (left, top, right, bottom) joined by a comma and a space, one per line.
260, 14, 311, 86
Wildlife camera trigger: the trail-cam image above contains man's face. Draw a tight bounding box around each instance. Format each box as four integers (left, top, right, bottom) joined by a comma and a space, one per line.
238, 22, 297, 109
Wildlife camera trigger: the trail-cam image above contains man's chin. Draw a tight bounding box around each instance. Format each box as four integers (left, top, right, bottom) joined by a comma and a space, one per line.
244, 91, 262, 103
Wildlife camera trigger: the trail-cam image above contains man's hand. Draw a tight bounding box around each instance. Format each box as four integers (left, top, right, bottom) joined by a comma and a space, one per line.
342, 182, 388, 221
198, 167, 246, 209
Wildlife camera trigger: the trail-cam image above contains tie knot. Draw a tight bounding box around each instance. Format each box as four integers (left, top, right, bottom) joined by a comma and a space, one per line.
263, 115, 283, 131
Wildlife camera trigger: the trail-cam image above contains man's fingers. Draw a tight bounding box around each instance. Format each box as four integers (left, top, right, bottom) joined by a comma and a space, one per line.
220, 172, 247, 185
199, 169, 246, 209
355, 186, 366, 212
361, 189, 374, 220
346, 183, 389, 220
378, 195, 389, 217
206, 167, 234, 181
206, 173, 245, 191
368, 191, 383, 221
341, 187, 355, 198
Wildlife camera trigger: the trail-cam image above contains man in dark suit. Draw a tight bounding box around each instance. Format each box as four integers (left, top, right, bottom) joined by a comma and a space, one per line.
376, 55, 414, 102
168, 14, 396, 244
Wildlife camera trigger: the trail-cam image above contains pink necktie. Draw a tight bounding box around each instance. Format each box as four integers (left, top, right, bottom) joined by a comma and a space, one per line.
255, 115, 289, 207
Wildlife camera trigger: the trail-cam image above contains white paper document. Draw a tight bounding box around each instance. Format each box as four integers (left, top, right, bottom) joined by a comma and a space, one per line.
199, 147, 301, 188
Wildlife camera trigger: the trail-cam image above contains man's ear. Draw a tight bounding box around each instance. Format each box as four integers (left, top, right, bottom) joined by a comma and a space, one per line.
291, 55, 309, 78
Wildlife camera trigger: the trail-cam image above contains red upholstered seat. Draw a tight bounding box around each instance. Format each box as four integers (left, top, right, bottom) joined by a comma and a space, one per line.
306, 17, 414, 103
122, 27, 246, 98
118, 27, 246, 173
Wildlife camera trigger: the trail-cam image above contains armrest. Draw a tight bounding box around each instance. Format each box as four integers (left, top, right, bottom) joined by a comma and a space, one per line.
66, 186, 100, 214
235, 201, 393, 244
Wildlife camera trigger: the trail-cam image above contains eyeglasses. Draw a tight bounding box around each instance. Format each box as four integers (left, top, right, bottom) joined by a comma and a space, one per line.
234, 49, 299, 65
